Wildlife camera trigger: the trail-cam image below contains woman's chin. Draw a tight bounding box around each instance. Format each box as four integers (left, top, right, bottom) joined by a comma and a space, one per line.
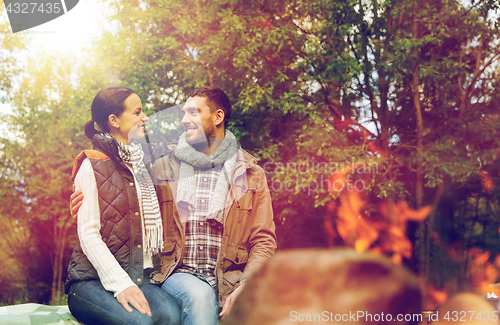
129, 130, 145, 141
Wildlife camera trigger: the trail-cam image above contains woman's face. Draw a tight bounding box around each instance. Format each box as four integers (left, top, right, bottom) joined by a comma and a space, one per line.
114, 93, 148, 143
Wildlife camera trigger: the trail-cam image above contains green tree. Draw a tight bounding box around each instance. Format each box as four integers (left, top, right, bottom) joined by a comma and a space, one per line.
0, 51, 105, 303
0, 5, 33, 304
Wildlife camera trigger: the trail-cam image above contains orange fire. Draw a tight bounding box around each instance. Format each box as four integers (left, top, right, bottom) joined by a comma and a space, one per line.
331, 190, 432, 265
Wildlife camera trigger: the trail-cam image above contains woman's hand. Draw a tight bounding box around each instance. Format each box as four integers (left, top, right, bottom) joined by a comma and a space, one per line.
116, 286, 152, 317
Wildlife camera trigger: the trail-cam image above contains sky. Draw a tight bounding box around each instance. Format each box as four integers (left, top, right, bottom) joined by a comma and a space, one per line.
12, 0, 109, 53
0, 0, 111, 117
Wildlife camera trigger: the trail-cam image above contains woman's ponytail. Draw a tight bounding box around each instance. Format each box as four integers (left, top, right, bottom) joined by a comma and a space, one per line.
84, 119, 100, 140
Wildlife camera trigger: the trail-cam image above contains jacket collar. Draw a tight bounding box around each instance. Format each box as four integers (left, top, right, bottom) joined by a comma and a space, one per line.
92, 133, 120, 161
240, 148, 259, 170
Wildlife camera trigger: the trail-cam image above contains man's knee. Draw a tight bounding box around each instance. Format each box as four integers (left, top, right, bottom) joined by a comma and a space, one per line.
188, 284, 217, 307
166, 274, 216, 304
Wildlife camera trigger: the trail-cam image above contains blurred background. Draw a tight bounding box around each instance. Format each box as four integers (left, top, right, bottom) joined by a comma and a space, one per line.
1, 0, 500, 309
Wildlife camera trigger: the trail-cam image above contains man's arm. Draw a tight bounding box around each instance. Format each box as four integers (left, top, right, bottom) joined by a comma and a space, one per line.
220, 167, 277, 319
242, 168, 277, 280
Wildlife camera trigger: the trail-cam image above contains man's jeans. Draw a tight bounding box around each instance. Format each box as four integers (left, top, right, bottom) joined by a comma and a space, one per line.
161, 272, 219, 325
68, 279, 181, 325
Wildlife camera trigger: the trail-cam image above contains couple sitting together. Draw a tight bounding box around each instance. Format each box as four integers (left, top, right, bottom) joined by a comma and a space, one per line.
66, 86, 277, 325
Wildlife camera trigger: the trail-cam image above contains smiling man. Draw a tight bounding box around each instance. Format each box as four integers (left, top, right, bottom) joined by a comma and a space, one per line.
149, 86, 277, 325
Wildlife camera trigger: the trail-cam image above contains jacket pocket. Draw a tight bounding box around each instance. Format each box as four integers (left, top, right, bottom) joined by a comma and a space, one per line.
160, 241, 177, 274
221, 247, 248, 304
223, 246, 249, 272
160, 240, 177, 266
151, 240, 177, 283
235, 187, 254, 212
220, 246, 249, 305
220, 269, 241, 307
229, 188, 255, 245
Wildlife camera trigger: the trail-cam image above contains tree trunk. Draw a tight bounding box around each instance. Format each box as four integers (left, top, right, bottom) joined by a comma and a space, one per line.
51, 217, 70, 305
411, 9, 429, 281
50, 220, 60, 304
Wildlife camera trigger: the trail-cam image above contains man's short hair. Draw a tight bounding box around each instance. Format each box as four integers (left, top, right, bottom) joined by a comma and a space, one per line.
223, 249, 422, 325
189, 86, 232, 128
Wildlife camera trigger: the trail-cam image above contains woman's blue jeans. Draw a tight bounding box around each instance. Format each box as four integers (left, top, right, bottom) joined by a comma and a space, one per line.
68, 279, 181, 325
161, 272, 219, 325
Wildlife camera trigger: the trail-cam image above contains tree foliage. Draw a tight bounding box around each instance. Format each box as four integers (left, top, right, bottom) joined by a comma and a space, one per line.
0, 51, 104, 303
94, 0, 500, 289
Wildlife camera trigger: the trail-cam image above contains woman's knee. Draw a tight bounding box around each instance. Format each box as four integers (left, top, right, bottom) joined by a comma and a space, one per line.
151, 308, 181, 325
68, 281, 156, 325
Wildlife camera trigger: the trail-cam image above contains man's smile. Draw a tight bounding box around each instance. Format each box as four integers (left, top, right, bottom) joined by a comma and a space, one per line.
185, 126, 198, 134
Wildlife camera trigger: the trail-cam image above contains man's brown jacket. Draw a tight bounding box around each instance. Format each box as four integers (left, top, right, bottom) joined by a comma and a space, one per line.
150, 145, 277, 306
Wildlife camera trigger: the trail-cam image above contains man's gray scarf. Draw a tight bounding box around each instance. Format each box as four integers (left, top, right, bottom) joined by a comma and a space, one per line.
109, 135, 163, 255
174, 130, 239, 224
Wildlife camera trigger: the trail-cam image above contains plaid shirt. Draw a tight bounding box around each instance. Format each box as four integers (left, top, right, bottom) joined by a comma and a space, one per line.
176, 165, 224, 292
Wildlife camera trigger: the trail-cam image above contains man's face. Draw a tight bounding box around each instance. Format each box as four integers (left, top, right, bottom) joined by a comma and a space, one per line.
181, 96, 216, 145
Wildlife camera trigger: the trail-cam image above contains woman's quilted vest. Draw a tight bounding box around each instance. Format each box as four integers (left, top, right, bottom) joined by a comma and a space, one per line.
65, 135, 150, 293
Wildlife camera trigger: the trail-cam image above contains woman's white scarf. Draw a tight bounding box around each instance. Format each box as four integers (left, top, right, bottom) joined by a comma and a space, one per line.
111, 136, 163, 255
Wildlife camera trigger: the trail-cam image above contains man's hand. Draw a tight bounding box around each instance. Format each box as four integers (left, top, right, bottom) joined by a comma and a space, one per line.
116, 286, 152, 316
70, 184, 84, 222
219, 281, 246, 319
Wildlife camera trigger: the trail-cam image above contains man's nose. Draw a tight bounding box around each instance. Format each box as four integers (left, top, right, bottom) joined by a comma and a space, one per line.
181, 113, 190, 124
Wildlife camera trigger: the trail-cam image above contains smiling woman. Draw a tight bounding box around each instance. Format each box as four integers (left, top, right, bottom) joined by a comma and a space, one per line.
66, 86, 177, 325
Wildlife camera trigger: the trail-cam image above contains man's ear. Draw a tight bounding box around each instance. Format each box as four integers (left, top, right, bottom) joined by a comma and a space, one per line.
214, 109, 225, 127
108, 114, 120, 129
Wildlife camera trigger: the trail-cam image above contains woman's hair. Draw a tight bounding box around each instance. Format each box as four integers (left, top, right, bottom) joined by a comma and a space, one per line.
84, 86, 137, 140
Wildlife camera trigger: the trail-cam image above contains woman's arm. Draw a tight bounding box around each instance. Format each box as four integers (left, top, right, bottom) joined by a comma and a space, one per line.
74, 159, 152, 316
74, 158, 137, 296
